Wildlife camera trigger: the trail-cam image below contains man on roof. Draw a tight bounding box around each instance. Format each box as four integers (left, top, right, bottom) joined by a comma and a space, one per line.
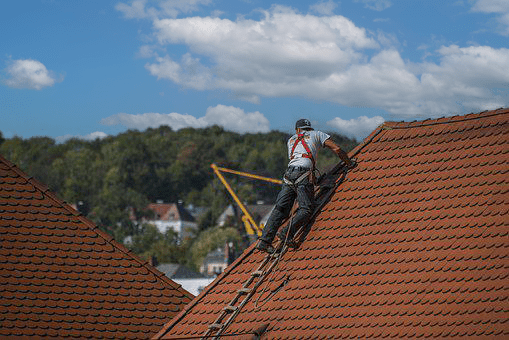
256, 118, 355, 253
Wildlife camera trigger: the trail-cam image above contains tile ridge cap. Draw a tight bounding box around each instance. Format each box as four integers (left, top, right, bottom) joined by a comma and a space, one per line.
382, 107, 508, 130
0, 154, 54, 194
0, 154, 17, 169
0, 154, 193, 299
349, 124, 387, 158
154, 243, 257, 339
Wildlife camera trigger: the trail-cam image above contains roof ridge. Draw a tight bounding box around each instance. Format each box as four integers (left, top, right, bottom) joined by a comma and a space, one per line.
0, 154, 192, 298
383, 107, 508, 130
347, 107, 508, 160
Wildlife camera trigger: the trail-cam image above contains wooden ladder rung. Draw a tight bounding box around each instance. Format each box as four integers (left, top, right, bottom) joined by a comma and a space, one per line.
238, 288, 252, 294
223, 305, 237, 313
202, 247, 284, 339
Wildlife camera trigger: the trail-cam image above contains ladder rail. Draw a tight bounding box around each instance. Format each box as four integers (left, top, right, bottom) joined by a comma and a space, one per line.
212, 247, 288, 339
201, 248, 285, 339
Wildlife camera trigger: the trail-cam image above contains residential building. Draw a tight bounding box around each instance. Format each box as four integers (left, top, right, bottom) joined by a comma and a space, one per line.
145, 201, 197, 239
156, 263, 215, 296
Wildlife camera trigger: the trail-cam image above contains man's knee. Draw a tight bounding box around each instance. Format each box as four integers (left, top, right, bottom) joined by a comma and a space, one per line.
299, 206, 313, 219
274, 204, 286, 213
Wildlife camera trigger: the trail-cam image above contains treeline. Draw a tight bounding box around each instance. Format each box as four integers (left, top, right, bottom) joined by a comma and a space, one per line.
0, 127, 357, 269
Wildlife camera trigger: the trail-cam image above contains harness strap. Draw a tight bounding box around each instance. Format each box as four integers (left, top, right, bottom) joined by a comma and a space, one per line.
283, 170, 311, 188
290, 133, 315, 168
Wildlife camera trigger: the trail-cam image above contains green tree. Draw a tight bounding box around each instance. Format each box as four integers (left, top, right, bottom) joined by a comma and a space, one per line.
90, 166, 149, 241
128, 224, 190, 264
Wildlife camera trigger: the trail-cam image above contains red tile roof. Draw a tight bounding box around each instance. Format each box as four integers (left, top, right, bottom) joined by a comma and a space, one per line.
155, 108, 509, 339
0, 156, 194, 339
148, 203, 195, 222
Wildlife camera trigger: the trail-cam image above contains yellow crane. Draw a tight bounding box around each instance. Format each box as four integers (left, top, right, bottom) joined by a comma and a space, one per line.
211, 163, 282, 237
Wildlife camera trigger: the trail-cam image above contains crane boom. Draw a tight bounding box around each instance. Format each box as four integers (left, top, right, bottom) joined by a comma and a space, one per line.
213, 165, 282, 185
211, 163, 281, 237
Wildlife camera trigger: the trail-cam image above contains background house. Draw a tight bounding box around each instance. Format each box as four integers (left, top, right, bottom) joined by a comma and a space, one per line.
145, 201, 198, 240
200, 246, 231, 277
156, 263, 215, 296
203, 203, 273, 277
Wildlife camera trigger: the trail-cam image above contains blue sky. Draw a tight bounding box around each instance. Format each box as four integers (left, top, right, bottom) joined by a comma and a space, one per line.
1, 0, 508, 142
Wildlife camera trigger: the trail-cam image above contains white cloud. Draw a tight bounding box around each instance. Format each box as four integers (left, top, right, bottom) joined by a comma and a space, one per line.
56, 131, 108, 143
116, 0, 212, 19
310, 0, 338, 16
148, 6, 379, 96
472, 0, 509, 13
145, 53, 212, 90
354, 0, 393, 11
471, 0, 509, 35
101, 105, 270, 133
120, 4, 509, 119
327, 116, 385, 140
137, 44, 166, 58
4, 59, 60, 90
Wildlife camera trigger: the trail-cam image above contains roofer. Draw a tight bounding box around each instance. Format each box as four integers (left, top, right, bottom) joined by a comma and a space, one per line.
256, 118, 355, 253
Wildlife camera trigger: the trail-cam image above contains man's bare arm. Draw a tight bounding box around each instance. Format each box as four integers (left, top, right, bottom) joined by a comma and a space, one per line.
324, 139, 354, 168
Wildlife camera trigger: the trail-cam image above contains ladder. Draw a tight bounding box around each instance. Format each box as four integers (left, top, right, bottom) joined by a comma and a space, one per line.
201, 244, 288, 339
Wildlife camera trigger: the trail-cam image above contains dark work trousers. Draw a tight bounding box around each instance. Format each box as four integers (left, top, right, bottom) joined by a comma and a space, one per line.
260, 166, 315, 244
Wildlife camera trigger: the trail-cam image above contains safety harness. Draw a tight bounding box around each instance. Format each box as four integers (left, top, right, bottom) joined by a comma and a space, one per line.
284, 133, 316, 188
290, 133, 315, 168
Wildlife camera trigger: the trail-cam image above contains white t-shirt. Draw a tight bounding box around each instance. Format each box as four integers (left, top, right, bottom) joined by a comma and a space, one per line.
287, 130, 330, 168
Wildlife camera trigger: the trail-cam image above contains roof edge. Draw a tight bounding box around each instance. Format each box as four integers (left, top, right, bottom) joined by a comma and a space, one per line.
0, 154, 194, 300
383, 107, 508, 130
349, 124, 386, 159
348, 107, 508, 159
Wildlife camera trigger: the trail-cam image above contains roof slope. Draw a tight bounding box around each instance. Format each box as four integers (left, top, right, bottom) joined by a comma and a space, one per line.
155, 108, 509, 339
0, 156, 194, 339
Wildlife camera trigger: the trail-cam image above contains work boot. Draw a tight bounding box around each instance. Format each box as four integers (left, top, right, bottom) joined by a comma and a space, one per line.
256, 240, 275, 254
277, 231, 288, 241
277, 231, 297, 248
285, 238, 297, 248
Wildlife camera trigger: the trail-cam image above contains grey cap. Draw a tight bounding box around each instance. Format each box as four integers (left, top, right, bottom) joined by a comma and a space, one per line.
295, 119, 312, 130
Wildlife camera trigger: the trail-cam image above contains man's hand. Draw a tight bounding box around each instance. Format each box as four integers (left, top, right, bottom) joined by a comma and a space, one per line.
346, 158, 357, 169
325, 139, 357, 169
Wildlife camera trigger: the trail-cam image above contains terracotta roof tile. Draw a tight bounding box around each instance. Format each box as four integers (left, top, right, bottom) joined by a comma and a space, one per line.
154, 108, 509, 339
0, 155, 194, 339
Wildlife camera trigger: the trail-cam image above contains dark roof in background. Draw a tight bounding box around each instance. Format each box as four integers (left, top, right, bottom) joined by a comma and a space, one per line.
156, 263, 206, 279
0, 156, 194, 339
202, 247, 227, 264
155, 108, 509, 339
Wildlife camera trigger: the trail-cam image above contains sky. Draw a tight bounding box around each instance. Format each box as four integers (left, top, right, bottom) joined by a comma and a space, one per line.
1, 0, 508, 142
